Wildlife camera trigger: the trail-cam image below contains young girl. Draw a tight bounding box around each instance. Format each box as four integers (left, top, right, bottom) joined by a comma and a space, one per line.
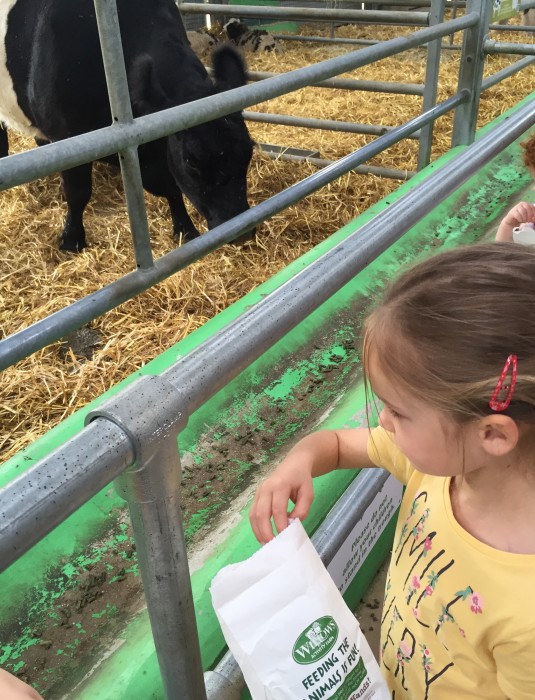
250, 243, 535, 699
496, 131, 535, 242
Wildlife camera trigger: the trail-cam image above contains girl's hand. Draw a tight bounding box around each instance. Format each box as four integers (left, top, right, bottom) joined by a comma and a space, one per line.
249, 428, 372, 544
249, 458, 314, 544
0, 670, 43, 700
496, 201, 535, 241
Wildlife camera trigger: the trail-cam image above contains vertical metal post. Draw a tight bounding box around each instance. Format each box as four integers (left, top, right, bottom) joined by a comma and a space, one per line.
417, 0, 445, 170
86, 376, 207, 700
448, 0, 459, 46
451, 0, 491, 147
328, 0, 335, 39
93, 0, 154, 270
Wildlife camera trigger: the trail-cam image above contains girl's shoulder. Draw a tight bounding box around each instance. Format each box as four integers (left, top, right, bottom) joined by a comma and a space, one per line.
367, 426, 415, 485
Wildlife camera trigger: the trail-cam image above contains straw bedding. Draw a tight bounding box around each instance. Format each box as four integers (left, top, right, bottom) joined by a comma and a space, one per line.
1, 18, 534, 463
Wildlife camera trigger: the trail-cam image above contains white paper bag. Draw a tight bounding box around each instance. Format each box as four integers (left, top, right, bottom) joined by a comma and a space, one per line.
210, 519, 389, 700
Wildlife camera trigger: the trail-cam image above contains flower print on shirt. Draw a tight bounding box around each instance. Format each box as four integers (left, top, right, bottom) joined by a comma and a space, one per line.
434, 586, 483, 635
419, 643, 433, 673
436, 605, 456, 632
455, 587, 484, 614
469, 592, 484, 614
369, 429, 501, 700
406, 575, 421, 605
397, 639, 413, 666
384, 486, 459, 696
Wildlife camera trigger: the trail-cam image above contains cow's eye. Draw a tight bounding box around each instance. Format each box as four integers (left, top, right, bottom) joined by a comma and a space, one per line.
186, 158, 201, 174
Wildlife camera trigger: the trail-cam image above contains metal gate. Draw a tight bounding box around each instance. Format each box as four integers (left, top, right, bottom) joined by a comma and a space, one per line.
1, 2, 535, 698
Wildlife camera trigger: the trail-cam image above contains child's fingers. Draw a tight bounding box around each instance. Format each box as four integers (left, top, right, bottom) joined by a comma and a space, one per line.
525, 202, 535, 221
288, 481, 314, 523
271, 492, 292, 538
250, 479, 313, 543
512, 201, 535, 223
250, 483, 292, 544
249, 466, 315, 543
250, 487, 276, 544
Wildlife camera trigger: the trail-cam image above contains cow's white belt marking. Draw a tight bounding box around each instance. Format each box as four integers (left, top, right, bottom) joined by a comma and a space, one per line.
0, 0, 46, 139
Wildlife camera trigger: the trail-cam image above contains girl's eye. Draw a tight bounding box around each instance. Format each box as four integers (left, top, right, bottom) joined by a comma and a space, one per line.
389, 407, 402, 419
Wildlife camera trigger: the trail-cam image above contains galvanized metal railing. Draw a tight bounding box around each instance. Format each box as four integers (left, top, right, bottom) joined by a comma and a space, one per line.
2, 1, 535, 697
0, 7, 483, 371
2, 97, 535, 698
180, 3, 430, 25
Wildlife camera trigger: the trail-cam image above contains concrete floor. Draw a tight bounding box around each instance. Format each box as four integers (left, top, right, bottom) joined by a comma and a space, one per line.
354, 558, 389, 661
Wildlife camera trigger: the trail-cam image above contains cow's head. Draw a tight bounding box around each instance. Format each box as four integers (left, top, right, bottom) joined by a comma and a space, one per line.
131, 46, 255, 240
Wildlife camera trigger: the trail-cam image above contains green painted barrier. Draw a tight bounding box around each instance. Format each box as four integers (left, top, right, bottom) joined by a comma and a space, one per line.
0, 94, 534, 698
492, 0, 521, 23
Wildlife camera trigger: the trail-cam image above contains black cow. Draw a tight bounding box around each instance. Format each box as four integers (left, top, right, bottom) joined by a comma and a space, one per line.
0, 0, 254, 251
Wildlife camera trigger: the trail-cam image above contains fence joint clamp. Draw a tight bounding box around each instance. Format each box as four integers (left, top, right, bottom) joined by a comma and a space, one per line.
84, 374, 187, 499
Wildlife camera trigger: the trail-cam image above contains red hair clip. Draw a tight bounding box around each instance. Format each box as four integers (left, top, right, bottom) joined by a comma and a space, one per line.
489, 354, 518, 412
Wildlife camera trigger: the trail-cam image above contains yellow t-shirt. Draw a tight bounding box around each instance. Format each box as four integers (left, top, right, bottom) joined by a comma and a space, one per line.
367, 426, 535, 700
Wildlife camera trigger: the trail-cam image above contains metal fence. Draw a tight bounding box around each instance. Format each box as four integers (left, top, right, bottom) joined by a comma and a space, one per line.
1, 1, 535, 697
2, 1, 535, 373
2, 98, 535, 699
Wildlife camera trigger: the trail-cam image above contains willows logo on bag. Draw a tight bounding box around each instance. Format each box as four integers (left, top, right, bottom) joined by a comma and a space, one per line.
292, 616, 339, 665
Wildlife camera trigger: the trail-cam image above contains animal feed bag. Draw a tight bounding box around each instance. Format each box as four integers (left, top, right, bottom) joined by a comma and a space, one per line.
211, 519, 389, 699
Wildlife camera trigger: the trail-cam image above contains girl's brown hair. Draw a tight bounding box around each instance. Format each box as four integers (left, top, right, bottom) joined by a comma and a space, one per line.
522, 131, 535, 170
362, 243, 535, 426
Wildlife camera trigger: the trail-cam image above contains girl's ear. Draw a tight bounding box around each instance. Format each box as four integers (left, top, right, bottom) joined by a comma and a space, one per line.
477, 415, 519, 457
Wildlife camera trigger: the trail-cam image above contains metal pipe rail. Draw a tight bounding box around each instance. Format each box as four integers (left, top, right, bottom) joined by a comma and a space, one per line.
489, 24, 535, 32
482, 56, 535, 92
180, 4, 429, 25
0, 13, 477, 370
2, 95, 534, 571
261, 151, 415, 180
329, 0, 463, 5
274, 29, 535, 52
0, 13, 475, 191
245, 70, 424, 95
2, 96, 535, 698
274, 34, 379, 46
243, 111, 421, 139
485, 40, 535, 56
93, 0, 154, 270
324, 0, 460, 5
0, 91, 463, 371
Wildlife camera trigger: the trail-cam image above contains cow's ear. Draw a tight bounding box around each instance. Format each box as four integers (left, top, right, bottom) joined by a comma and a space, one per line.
212, 45, 247, 91
129, 54, 171, 115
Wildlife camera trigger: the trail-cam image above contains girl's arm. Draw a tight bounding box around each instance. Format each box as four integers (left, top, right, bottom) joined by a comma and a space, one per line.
0, 670, 43, 700
249, 427, 374, 544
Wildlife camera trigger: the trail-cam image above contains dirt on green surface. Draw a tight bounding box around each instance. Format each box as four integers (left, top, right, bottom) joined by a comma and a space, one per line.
11, 539, 142, 697
5, 302, 366, 698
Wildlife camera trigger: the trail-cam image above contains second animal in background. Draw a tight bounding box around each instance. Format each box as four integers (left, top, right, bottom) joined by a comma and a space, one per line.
186, 19, 278, 60
224, 18, 278, 53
